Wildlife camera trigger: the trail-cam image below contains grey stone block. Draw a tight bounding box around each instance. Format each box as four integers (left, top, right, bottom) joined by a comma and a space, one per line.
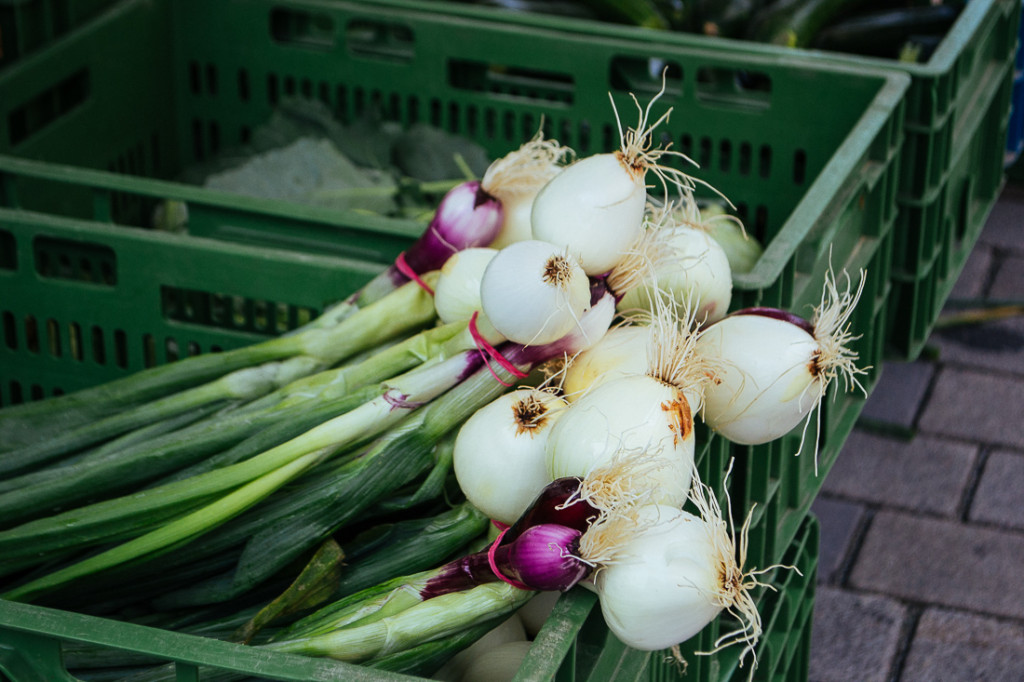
858, 361, 935, 429
808, 586, 905, 682
918, 368, 1024, 449
929, 316, 1024, 376
849, 511, 1024, 620
824, 430, 976, 516
978, 189, 1024, 254
949, 243, 994, 300
901, 607, 1024, 682
970, 449, 1024, 530
811, 496, 864, 583
990, 254, 1024, 300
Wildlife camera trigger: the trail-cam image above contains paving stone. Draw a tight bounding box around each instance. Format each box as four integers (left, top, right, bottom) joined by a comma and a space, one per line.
823, 430, 975, 516
948, 242, 994, 300
918, 367, 1024, 449
808, 586, 905, 682
811, 496, 864, 584
930, 316, 1024, 375
900, 608, 1024, 682
970, 449, 1024, 530
858, 361, 935, 429
978, 189, 1024, 254
849, 511, 1024, 619
989, 253, 1024, 300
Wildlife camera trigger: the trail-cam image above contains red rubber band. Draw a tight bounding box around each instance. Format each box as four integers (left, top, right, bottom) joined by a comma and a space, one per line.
394, 251, 435, 296
487, 527, 532, 591
469, 312, 528, 387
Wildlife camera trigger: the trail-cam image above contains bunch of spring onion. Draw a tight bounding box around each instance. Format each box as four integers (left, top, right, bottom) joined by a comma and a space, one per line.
0, 75, 866, 679
0, 133, 579, 597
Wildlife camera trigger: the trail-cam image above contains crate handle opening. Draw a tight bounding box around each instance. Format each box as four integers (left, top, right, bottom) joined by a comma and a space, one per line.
695, 68, 772, 112
608, 56, 683, 97
447, 59, 574, 107
345, 19, 415, 62
6, 69, 90, 148
269, 7, 336, 51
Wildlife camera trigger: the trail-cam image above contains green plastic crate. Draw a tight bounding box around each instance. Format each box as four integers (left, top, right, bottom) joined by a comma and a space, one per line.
0, 512, 819, 682
399, 0, 1018, 360
0, 0, 117, 70
0, 0, 902, 575
0, 202, 821, 681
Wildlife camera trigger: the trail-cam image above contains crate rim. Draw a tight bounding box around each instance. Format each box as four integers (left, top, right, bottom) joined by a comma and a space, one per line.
0, 0, 912, 297
360, 0, 1001, 78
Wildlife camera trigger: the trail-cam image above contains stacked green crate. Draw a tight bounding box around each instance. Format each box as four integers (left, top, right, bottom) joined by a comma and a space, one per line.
0, 0, 117, 69
0, 512, 819, 682
0, 0, 905, 574
396, 0, 1020, 359
0, 201, 817, 681
0, 0, 905, 678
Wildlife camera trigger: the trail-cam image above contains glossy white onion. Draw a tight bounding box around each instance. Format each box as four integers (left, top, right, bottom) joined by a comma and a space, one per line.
531, 154, 646, 275
561, 325, 649, 401
594, 504, 724, 651
453, 388, 568, 525
618, 225, 732, 325
545, 375, 695, 508
434, 247, 499, 325
479, 240, 591, 346
697, 313, 820, 445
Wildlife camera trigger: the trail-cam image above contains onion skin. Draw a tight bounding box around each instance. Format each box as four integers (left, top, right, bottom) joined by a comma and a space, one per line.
403, 180, 504, 277
479, 240, 591, 346
618, 226, 733, 324
531, 153, 646, 276
595, 505, 722, 651
502, 477, 599, 542
421, 523, 589, 598
453, 389, 567, 526
697, 312, 821, 444
545, 375, 696, 508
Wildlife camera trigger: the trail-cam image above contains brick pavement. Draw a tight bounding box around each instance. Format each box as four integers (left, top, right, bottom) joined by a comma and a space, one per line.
808, 184, 1024, 682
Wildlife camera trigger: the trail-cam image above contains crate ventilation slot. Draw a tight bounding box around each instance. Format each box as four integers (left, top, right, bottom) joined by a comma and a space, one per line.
270, 7, 336, 50
0, 229, 16, 270
7, 69, 90, 147
33, 236, 116, 285
448, 60, 574, 107
695, 68, 772, 112
345, 19, 414, 61
609, 57, 683, 96
161, 285, 318, 336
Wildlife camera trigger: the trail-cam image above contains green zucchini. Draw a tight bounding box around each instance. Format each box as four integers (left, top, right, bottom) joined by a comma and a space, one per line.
812, 5, 962, 58
748, 0, 871, 47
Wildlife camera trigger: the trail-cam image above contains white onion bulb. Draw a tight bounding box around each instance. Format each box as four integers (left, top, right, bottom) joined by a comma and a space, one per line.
697, 266, 867, 451
460, 641, 534, 682
561, 325, 649, 400
490, 192, 539, 249
618, 225, 732, 325
545, 374, 695, 508
479, 240, 591, 346
453, 388, 568, 525
432, 615, 526, 682
697, 313, 821, 445
434, 247, 498, 325
531, 153, 647, 276
595, 504, 722, 651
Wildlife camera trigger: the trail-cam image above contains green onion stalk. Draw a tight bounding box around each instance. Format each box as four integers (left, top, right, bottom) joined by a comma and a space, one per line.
0, 276, 440, 465
0, 294, 615, 607
0, 321, 470, 531
0, 164, 510, 454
